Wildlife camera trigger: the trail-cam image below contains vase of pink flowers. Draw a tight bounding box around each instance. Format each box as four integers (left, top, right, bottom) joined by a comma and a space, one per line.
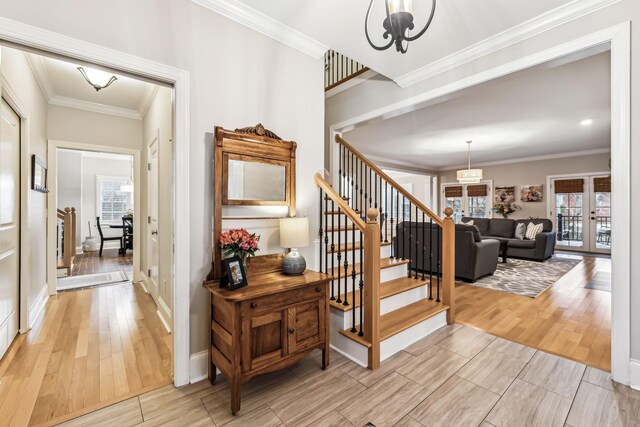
219, 229, 260, 267
492, 201, 521, 218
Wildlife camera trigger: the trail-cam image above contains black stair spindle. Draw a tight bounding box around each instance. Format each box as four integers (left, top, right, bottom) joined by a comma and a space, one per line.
351, 152, 355, 207
401, 195, 406, 260
395, 189, 399, 259
346, 150, 350, 201
355, 157, 359, 213
349, 220, 356, 311
319, 189, 323, 274
360, 161, 364, 215
363, 165, 368, 214
358, 230, 364, 337
342, 215, 349, 307
339, 145, 343, 197
384, 181, 389, 243
374, 172, 378, 209
368, 168, 372, 208
421, 211, 426, 280
337, 206, 342, 304
389, 187, 395, 258
414, 205, 419, 279
408, 201, 413, 277
436, 224, 441, 303
330, 199, 336, 301
428, 217, 433, 300
325, 196, 329, 275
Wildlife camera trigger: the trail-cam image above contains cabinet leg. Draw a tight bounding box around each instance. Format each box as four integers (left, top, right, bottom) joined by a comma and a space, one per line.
209, 361, 217, 385
230, 379, 241, 415
322, 347, 330, 370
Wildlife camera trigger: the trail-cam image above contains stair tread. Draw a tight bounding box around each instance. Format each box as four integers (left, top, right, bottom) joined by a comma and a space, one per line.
326, 225, 358, 233
330, 276, 432, 312
330, 257, 409, 278
339, 299, 449, 347
327, 241, 391, 253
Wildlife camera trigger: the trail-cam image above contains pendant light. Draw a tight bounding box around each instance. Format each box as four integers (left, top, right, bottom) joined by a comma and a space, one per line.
77, 66, 118, 91
457, 141, 483, 183
365, 0, 437, 54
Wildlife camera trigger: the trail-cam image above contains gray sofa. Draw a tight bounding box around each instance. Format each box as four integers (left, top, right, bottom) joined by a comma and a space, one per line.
393, 222, 500, 282
461, 217, 556, 261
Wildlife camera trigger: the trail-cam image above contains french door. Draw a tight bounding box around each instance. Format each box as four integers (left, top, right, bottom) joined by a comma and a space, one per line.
441, 182, 492, 223
551, 174, 611, 254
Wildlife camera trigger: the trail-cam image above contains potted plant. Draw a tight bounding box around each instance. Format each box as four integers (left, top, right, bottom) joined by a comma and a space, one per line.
219, 229, 260, 267
492, 201, 521, 218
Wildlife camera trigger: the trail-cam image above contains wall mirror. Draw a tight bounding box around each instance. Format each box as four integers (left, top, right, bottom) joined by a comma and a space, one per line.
223, 154, 288, 204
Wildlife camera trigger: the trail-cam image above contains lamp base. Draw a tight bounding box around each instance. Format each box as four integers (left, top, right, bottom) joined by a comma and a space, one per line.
283, 248, 306, 275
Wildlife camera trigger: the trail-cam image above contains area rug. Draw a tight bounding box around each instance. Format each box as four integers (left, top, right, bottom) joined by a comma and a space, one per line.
585, 271, 611, 292
57, 270, 128, 291
468, 257, 582, 298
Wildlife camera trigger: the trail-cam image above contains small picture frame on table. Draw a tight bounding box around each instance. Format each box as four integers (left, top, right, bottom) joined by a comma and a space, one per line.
220, 256, 248, 290
31, 155, 49, 193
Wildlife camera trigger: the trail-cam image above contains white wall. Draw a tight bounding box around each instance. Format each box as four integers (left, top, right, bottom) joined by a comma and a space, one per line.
0, 0, 325, 356
0, 46, 48, 320
326, 0, 640, 362
439, 153, 611, 220
57, 150, 82, 246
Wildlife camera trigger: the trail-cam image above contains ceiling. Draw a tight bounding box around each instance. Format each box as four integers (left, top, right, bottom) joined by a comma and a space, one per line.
236, 0, 581, 84
25, 51, 158, 120
342, 49, 611, 171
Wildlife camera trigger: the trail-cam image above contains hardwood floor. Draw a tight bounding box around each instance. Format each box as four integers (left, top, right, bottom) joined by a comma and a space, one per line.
68, 248, 133, 277
0, 282, 172, 426
455, 254, 611, 371
58, 325, 640, 427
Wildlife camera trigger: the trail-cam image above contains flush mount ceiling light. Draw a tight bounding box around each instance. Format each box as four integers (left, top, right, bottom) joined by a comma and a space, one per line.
457, 141, 483, 184
580, 118, 594, 126
77, 66, 118, 91
365, 0, 437, 54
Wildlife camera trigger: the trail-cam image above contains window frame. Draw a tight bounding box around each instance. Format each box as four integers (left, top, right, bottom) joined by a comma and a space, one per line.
95, 174, 133, 224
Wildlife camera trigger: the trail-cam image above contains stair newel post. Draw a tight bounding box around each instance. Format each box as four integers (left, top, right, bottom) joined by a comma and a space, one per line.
330, 199, 336, 301
363, 208, 381, 369
442, 207, 456, 324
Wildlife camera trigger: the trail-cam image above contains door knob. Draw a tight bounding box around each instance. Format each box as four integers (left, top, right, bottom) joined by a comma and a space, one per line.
590, 217, 595, 220
288, 328, 295, 334
151, 230, 158, 235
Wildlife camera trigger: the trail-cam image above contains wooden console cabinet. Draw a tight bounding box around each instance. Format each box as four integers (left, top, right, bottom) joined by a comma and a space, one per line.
203, 268, 331, 414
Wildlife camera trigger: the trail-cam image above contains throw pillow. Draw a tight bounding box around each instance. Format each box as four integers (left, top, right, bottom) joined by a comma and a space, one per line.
461, 219, 474, 226
525, 222, 544, 240
515, 223, 526, 240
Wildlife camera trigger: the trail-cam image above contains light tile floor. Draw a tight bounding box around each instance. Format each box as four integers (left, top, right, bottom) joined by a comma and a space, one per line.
59, 325, 640, 427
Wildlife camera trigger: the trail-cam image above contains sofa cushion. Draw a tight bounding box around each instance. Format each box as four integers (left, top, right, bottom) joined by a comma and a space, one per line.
525, 222, 544, 240
463, 217, 490, 235
456, 223, 482, 242
515, 223, 526, 240
508, 239, 536, 249
488, 219, 516, 238
515, 218, 553, 232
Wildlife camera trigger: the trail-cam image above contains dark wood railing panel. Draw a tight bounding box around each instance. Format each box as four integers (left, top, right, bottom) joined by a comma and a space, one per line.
324, 50, 369, 91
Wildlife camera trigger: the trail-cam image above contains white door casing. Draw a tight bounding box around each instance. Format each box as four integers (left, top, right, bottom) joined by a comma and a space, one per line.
147, 132, 159, 304
0, 97, 20, 360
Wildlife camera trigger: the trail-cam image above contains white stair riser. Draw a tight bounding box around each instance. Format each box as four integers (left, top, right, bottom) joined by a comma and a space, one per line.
329, 311, 368, 367
328, 244, 391, 266
380, 311, 447, 361
329, 263, 407, 297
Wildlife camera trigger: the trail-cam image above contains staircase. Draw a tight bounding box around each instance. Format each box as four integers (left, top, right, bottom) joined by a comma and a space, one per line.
315, 135, 455, 369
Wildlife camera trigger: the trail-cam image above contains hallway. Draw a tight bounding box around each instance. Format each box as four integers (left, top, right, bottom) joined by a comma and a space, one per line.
0, 282, 172, 426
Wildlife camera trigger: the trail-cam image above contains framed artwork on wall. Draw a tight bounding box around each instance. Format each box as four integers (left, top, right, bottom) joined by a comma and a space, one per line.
31, 155, 49, 193
494, 186, 515, 204
520, 184, 543, 202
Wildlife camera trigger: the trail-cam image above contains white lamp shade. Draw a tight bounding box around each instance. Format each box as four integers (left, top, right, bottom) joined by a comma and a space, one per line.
457, 168, 483, 183
279, 217, 309, 249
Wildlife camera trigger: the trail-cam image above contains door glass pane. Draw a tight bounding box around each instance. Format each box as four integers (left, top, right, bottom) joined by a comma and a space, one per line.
468, 196, 487, 218
445, 197, 463, 223
595, 191, 611, 250
556, 192, 583, 247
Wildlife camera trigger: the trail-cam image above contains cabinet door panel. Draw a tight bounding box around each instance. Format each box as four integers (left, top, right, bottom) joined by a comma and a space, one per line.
287, 299, 325, 353
242, 311, 286, 372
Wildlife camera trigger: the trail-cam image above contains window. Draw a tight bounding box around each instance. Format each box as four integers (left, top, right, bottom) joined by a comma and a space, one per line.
97, 176, 132, 222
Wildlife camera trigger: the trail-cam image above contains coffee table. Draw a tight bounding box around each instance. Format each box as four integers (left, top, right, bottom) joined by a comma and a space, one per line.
498, 240, 508, 263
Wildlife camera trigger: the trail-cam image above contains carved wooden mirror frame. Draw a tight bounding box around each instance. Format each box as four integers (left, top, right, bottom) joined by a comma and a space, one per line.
212, 124, 296, 279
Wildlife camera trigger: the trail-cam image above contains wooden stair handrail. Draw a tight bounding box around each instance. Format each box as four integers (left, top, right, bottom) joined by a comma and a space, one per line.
335, 134, 444, 227
314, 173, 366, 232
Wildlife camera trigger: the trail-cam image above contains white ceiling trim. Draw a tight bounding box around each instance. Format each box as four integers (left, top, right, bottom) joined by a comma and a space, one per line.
394, 0, 622, 88
436, 148, 612, 171
325, 69, 378, 99
24, 52, 55, 100
49, 95, 142, 120
190, 0, 328, 58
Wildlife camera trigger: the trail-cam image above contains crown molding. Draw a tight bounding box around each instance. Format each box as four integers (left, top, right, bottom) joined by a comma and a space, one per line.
50, 95, 142, 120
437, 148, 611, 171
23, 52, 55, 101
190, 0, 327, 59
394, 0, 623, 88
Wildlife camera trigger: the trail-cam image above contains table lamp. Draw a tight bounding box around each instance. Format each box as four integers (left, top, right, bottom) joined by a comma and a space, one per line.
279, 217, 309, 275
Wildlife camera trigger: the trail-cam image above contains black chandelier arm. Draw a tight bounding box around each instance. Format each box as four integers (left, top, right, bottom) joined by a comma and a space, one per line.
365, 0, 395, 51
404, 0, 437, 42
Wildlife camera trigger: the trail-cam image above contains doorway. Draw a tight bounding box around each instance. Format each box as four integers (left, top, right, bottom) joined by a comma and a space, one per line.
441, 181, 493, 223
0, 97, 20, 361
550, 173, 611, 254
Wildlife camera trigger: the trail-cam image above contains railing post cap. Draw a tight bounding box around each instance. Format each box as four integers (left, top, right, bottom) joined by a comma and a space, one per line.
444, 207, 454, 218
367, 208, 379, 223
64, 207, 71, 212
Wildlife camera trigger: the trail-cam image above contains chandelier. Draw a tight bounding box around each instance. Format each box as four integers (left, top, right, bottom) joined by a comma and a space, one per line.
77, 66, 118, 92
457, 141, 483, 183
365, 0, 437, 54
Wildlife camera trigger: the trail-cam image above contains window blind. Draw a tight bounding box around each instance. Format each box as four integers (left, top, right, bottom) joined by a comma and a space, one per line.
554, 179, 584, 193
593, 176, 611, 193
444, 186, 463, 197
100, 178, 130, 221
467, 184, 487, 197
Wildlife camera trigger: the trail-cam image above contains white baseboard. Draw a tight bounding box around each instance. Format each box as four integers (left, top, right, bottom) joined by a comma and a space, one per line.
190, 350, 218, 384
137, 270, 149, 293
28, 284, 49, 330
630, 359, 640, 391
157, 297, 172, 334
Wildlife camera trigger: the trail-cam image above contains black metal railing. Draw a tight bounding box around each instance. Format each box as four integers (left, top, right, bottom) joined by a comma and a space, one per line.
324, 50, 369, 91
557, 213, 583, 242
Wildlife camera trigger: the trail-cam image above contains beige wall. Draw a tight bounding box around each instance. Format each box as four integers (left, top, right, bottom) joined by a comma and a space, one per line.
1, 46, 48, 319
439, 153, 611, 220
142, 86, 173, 318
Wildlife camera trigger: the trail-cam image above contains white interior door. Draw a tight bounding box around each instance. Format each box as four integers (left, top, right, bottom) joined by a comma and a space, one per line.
441, 182, 492, 222
0, 97, 20, 360
147, 136, 159, 302
589, 175, 611, 254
